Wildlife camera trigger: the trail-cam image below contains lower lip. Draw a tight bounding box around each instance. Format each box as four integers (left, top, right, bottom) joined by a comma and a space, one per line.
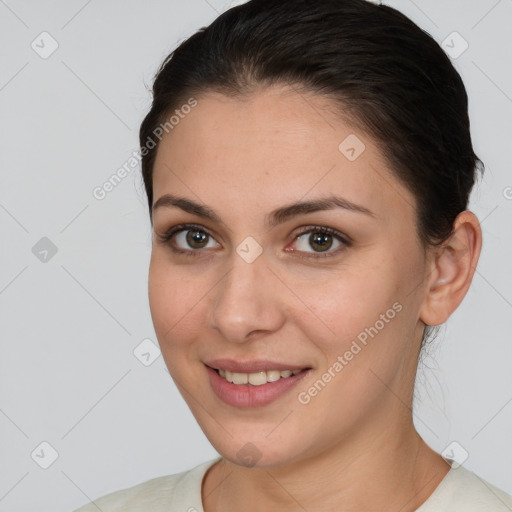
205, 365, 311, 408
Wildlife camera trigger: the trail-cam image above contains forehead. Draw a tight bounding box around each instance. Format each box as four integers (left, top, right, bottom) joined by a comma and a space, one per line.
151, 86, 415, 225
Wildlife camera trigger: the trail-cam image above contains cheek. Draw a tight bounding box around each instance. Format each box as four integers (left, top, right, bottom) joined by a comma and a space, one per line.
291, 255, 414, 401
291, 261, 400, 346
148, 255, 202, 351
292, 278, 411, 425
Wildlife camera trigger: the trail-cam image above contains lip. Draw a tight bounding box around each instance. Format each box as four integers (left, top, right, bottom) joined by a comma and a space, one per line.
205, 363, 312, 408
204, 358, 311, 373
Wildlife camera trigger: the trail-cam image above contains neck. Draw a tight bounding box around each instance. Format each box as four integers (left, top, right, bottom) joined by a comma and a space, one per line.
202, 415, 450, 512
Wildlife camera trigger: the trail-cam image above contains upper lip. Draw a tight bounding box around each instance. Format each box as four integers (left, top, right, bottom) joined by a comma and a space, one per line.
204, 358, 311, 373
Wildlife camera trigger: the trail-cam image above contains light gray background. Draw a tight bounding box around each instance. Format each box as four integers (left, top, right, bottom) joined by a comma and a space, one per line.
0, 1, 511, 510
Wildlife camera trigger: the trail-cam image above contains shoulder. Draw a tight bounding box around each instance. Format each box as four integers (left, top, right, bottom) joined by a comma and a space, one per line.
418, 465, 512, 511
71, 457, 220, 512
72, 474, 181, 512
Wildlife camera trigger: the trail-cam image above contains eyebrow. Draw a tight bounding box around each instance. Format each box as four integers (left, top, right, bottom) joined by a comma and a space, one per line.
152, 193, 376, 228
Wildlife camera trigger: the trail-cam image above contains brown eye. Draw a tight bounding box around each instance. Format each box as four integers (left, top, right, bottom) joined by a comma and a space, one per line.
185, 229, 210, 249
157, 224, 221, 256
308, 232, 333, 252
289, 226, 349, 257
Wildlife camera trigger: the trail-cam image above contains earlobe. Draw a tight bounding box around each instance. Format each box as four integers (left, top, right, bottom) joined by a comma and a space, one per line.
419, 211, 482, 327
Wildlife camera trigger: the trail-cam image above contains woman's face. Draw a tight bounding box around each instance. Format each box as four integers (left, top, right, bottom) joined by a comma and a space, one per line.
148, 85, 431, 468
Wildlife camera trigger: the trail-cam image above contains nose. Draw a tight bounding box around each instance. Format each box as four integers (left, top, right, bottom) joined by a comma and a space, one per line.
208, 249, 286, 344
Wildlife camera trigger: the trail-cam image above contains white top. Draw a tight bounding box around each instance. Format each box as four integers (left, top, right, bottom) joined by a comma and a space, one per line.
72, 456, 512, 511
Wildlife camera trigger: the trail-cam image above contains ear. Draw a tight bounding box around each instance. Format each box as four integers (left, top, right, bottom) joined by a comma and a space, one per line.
419, 210, 482, 327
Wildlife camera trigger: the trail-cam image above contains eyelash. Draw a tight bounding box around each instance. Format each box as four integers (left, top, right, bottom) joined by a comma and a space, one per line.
156, 223, 351, 259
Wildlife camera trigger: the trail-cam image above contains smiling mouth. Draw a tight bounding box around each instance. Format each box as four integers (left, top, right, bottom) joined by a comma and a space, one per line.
212, 367, 310, 386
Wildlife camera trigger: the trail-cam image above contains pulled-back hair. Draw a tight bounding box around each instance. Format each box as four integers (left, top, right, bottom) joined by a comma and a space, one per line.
140, 0, 483, 253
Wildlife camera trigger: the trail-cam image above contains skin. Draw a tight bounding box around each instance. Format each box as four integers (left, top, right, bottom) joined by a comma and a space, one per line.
148, 84, 482, 511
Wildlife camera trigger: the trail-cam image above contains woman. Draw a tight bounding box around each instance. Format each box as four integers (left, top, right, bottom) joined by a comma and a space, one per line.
74, 0, 512, 510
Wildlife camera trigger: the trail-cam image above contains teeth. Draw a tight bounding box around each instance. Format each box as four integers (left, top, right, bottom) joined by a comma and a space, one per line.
232, 371, 248, 385
248, 371, 267, 386
266, 370, 281, 382
218, 368, 302, 385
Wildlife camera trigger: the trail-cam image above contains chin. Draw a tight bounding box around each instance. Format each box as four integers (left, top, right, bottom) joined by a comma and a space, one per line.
207, 430, 309, 470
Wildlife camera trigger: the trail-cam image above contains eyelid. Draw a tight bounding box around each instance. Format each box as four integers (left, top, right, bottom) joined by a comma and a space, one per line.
155, 223, 220, 251
285, 225, 351, 258
292, 225, 352, 245
156, 223, 351, 258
